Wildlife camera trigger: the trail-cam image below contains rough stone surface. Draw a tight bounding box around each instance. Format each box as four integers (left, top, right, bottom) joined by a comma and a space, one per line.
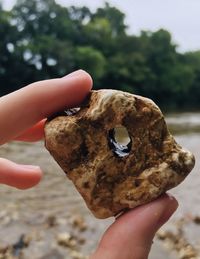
44, 90, 195, 219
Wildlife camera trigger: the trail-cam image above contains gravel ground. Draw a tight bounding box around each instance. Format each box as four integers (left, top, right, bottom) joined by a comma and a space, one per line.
0, 113, 200, 259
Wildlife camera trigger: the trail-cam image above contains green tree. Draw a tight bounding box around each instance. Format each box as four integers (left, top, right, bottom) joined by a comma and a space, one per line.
93, 2, 127, 37
181, 51, 200, 107
0, 6, 33, 95
75, 46, 106, 83
0, 0, 199, 110
12, 0, 78, 79
137, 30, 194, 108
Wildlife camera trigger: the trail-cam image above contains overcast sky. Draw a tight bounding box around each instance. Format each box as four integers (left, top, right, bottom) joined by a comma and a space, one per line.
3, 0, 200, 52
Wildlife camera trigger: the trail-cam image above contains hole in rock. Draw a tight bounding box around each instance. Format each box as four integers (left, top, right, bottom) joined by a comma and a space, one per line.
63, 107, 80, 116
108, 126, 132, 158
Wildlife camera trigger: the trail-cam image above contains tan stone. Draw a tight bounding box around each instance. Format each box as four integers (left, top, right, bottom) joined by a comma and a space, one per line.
57, 233, 76, 248
45, 90, 195, 218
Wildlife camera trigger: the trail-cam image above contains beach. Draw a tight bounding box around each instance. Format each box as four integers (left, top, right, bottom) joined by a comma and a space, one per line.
0, 112, 200, 259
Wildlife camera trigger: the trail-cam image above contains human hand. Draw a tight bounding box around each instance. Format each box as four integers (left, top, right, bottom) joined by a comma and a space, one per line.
91, 193, 178, 259
0, 70, 92, 189
0, 73, 178, 259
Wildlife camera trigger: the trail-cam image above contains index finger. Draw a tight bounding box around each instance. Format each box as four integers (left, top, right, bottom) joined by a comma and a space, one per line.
0, 70, 92, 145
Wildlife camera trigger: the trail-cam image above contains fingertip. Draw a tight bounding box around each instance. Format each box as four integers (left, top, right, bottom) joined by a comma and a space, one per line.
157, 193, 179, 226
42, 70, 93, 116
15, 165, 43, 190
74, 69, 93, 94
80, 70, 93, 91
62, 69, 93, 92
100, 194, 179, 249
0, 159, 43, 190
166, 192, 179, 206
91, 194, 179, 259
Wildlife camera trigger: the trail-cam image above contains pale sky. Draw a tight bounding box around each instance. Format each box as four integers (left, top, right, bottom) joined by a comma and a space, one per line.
3, 0, 200, 52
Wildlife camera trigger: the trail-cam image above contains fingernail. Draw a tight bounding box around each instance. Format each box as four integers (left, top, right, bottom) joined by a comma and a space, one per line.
19, 164, 41, 171
136, 194, 179, 231
62, 70, 84, 79
157, 194, 179, 226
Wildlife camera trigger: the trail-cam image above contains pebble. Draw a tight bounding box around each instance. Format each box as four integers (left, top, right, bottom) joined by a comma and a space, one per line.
71, 215, 88, 232
57, 233, 77, 248
70, 250, 89, 259
157, 225, 199, 259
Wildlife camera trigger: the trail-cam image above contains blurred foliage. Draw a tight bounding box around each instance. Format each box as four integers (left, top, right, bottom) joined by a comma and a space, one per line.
0, 0, 200, 109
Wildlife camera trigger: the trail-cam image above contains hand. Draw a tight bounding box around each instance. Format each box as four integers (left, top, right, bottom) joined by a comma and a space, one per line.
0, 72, 178, 259
0, 70, 92, 189
91, 193, 178, 259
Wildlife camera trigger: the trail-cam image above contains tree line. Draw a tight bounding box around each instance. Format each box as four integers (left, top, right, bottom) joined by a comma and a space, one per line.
0, 0, 200, 110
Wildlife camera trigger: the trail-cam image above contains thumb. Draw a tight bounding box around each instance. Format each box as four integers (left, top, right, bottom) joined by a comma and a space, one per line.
91, 194, 178, 259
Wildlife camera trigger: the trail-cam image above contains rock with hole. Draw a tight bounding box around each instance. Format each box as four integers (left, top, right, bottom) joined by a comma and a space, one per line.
44, 90, 195, 218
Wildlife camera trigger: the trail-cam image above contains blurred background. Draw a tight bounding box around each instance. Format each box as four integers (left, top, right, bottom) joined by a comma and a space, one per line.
0, 0, 200, 258
1, 0, 200, 110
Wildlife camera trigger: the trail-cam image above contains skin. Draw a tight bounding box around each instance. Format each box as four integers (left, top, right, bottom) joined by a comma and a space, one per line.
0, 70, 178, 259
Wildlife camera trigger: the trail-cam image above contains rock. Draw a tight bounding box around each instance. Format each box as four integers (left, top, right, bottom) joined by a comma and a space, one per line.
193, 216, 200, 225
57, 233, 76, 248
71, 215, 87, 232
178, 245, 198, 259
70, 250, 88, 259
157, 226, 199, 258
0, 245, 9, 259
46, 215, 57, 227
77, 237, 86, 245
0, 246, 14, 259
39, 249, 64, 259
45, 90, 195, 219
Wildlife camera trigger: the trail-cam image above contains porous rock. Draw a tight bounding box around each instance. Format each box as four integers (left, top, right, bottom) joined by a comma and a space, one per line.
44, 90, 195, 218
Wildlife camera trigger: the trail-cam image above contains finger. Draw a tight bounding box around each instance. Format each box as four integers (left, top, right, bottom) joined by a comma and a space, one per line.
0, 158, 42, 189
91, 194, 178, 259
15, 119, 46, 142
0, 70, 92, 145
